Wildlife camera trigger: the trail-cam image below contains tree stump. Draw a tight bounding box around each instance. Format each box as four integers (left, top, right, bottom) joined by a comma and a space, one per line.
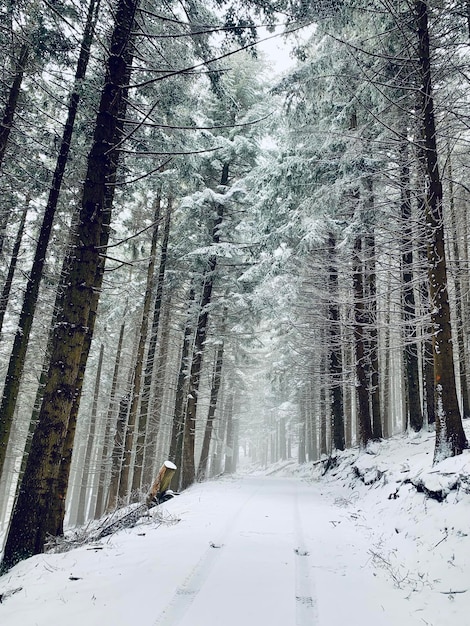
146, 461, 177, 507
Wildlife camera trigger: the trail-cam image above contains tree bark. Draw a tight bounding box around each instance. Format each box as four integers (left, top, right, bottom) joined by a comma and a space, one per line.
168, 287, 196, 490
94, 319, 125, 519
94, 320, 125, 518
0, 201, 28, 337
0, 0, 100, 478
146, 461, 176, 506
197, 330, 225, 479
45, 290, 100, 537
365, 230, 382, 440
106, 323, 140, 511
119, 198, 162, 501
181, 163, 228, 489
1, 0, 139, 570
76, 342, 104, 526
105, 393, 130, 512
447, 149, 470, 417
415, 0, 467, 460
328, 233, 345, 451
132, 198, 172, 492
0, 40, 30, 256
399, 141, 423, 431
142, 295, 172, 487
224, 394, 235, 474
0, 43, 29, 172
353, 235, 373, 447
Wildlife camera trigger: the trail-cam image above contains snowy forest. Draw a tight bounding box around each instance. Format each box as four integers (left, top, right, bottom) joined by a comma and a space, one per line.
1, 0, 470, 574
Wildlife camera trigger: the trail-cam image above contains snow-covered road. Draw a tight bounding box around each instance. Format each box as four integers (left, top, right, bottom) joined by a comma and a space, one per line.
0, 471, 457, 625
150, 476, 415, 626
155, 477, 318, 626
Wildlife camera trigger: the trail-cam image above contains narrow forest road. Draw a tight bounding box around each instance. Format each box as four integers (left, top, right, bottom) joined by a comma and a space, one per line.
4, 437, 467, 626
151, 476, 415, 626
1, 473, 433, 626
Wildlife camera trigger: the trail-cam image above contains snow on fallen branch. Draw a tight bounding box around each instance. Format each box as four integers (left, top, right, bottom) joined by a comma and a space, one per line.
46, 461, 180, 554
46, 504, 180, 554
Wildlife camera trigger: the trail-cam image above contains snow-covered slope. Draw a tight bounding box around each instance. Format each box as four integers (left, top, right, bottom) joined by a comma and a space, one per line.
1, 427, 470, 625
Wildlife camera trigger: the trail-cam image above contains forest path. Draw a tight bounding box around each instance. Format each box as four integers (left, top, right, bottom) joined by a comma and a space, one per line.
152, 475, 405, 626
0, 474, 425, 626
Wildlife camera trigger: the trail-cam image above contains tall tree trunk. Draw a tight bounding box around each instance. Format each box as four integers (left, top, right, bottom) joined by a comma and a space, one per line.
168, 287, 196, 489
298, 393, 307, 463
142, 295, 172, 486
382, 301, 392, 439
447, 149, 470, 417
212, 405, 227, 476
417, 139, 436, 427
0, 43, 29, 173
76, 342, 104, 526
106, 323, 140, 511
0, 0, 100, 478
353, 235, 373, 447
132, 198, 172, 492
1, 0, 138, 570
328, 233, 345, 451
106, 393, 131, 512
197, 328, 225, 479
415, 0, 467, 460
0, 201, 28, 336
224, 394, 235, 474
94, 319, 125, 518
119, 198, 162, 501
343, 329, 353, 447
319, 354, 328, 455
181, 163, 228, 489
365, 230, 382, 439
400, 141, 423, 431
45, 261, 103, 536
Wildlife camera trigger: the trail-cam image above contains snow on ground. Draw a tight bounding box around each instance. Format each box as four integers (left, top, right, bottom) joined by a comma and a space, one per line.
2, 427, 470, 626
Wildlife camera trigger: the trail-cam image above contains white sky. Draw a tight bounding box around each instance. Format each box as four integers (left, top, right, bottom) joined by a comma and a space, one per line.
256, 23, 316, 77
256, 28, 296, 76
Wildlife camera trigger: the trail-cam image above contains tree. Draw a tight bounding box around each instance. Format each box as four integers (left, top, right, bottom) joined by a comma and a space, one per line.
414, 0, 467, 460
1, 0, 139, 570
0, 0, 100, 479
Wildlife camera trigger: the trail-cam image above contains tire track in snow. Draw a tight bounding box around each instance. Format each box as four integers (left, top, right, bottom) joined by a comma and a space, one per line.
293, 485, 319, 625
153, 484, 259, 626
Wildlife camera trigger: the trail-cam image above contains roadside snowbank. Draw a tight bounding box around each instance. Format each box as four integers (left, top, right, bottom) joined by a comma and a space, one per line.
272, 426, 470, 614
1, 425, 470, 625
